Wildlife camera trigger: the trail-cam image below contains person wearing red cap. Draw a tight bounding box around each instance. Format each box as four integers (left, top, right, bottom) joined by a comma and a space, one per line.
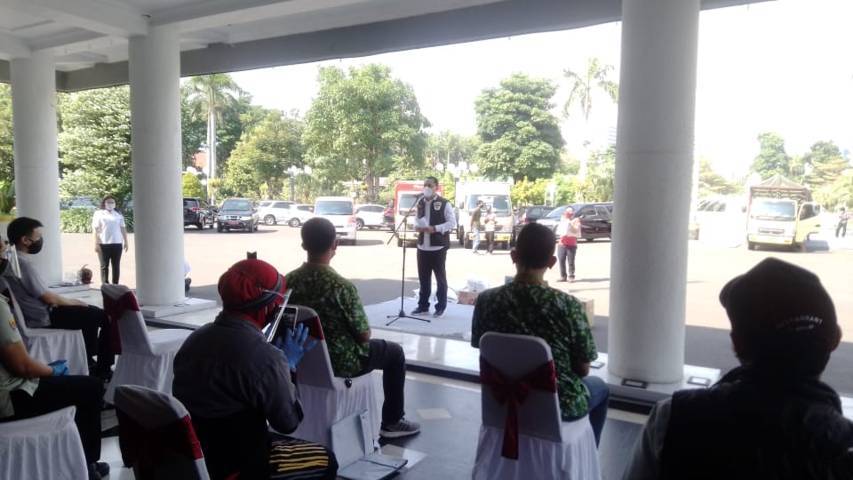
622, 258, 853, 480
173, 259, 337, 480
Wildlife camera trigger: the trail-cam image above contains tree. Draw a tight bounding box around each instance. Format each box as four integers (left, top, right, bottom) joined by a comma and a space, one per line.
474, 74, 564, 182
562, 58, 619, 178
303, 64, 429, 201
0, 84, 12, 183
223, 111, 305, 198
584, 146, 616, 202
511, 177, 549, 206
699, 159, 741, 197
426, 131, 478, 172
751, 132, 793, 179
58, 86, 133, 207
814, 170, 853, 209
180, 85, 207, 169
185, 74, 243, 185
182, 172, 205, 198
802, 141, 849, 190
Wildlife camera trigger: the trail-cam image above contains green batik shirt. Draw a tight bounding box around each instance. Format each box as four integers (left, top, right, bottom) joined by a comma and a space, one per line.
471, 281, 598, 420
285, 263, 370, 378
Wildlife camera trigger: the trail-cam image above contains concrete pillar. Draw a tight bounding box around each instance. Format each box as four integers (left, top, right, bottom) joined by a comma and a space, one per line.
10, 51, 62, 284
129, 25, 185, 306
608, 0, 700, 383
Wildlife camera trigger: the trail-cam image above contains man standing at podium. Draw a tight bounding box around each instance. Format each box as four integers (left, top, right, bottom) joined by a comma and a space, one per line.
412, 176, 456, 318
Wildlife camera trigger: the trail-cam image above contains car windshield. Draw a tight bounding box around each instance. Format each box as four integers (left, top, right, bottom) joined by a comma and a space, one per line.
316, 201, 353, 215
398, 193, 421, 213
222, 199, 252, 211
545, 206, 566, 219
468, 194, 510, 214
751, 199, 796, 221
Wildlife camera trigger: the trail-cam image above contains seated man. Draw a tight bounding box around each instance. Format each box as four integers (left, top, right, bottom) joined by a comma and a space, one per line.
285, 218, 420, 439
3, 217, 113, 379
173, 258, 337, 480
622, 258, 853, 480
0, 242, 108, 480
471, 223, 608, 445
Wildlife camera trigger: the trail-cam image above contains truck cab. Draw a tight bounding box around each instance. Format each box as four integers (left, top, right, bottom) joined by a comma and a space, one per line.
746, 175, 821, 251
455, 181, 515, 250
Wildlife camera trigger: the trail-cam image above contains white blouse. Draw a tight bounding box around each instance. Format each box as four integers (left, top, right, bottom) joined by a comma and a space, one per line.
92, 210, 126, 245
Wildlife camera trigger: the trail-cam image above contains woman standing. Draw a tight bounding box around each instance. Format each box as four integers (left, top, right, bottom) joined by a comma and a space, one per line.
557, 207, 581, 282
92, 196, 128, 284
483, 206, 497, 254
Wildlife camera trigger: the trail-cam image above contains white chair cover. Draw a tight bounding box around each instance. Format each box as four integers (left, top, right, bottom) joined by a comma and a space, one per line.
288, 306, 381, 447
0, 406, 88, 480
473, 332, 601, 480
102, 285, 192, 403
0, 278, 89, 375
114, 385, 210, 480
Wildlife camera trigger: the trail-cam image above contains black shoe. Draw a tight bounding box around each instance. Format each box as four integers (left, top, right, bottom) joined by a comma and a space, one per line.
434, 308, 445, 318
88, 462, 109, 480
411, 307, 429, 316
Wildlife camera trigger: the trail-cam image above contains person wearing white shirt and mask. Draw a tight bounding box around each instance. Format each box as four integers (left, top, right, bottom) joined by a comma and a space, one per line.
91, 195, 128, 284
412, 176, 457, 318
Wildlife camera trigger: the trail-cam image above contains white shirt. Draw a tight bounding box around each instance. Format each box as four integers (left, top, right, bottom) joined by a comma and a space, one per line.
416, 197, 458, 251
92, 209, 126, 245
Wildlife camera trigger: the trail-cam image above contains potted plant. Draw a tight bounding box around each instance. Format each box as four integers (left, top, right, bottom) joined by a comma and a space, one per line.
0, 180, 15, 236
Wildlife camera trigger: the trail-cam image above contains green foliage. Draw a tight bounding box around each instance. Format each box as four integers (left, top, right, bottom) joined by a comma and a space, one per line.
814, 170, 853, 209
474, 74, 564, 182
185, 74, 246, 176
182, 172, 205, 198
303, 64, 430, 201
60, 208, 94, 233
0, 84, 12, 183
802, 141, 849, 190
426, 131, 478, 171
554, 175, 585, 205
58, 86, 132, 208
751, 132, 793, 179
511, 178, 549, 206
223, 111, 305, 198
180, 86, 207, 169
562, 57, 619, 121
699, 159, 742, 197
0, 180, 14, 214
583, 146, 616, 202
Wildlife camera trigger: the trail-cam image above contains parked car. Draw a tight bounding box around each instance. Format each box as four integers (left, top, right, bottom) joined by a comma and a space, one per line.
538, 203, 613, 241
183, 197, 216, 229
314, 196, 357, 244
285, 204, 314, 227
216, 198, 259, 233
515, 205, 552, 233
258, 200, 295, 226
62, 196, 98, 211
355, 204, 386, 230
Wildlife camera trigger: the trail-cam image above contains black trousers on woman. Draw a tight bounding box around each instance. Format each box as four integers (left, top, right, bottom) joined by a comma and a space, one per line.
97, 243, 123, 284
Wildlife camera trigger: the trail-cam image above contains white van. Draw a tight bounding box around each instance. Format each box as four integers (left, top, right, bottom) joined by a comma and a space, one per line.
314, 196, 357, 245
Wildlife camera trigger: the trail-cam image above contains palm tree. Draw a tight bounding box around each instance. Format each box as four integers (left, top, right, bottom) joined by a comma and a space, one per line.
563, 58, 619, 179
186, 74, 241, 201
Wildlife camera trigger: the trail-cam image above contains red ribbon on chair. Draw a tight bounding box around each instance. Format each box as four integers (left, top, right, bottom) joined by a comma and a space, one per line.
102, 291, 140, 355
479, 357, 557, 459
117, 411, 204, 469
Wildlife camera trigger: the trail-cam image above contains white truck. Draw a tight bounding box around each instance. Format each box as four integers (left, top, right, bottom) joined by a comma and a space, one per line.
746, 175, 821, 251
454, 181, 515, 250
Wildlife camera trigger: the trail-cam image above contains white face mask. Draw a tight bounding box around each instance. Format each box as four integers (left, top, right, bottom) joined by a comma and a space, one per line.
423, 187, 434, 198
105, 202, 115, 211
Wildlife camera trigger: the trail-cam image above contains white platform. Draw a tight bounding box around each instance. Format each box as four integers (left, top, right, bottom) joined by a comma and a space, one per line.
139, 297, 217, 318
49, 284, 92, 294
365, 297, 474, 342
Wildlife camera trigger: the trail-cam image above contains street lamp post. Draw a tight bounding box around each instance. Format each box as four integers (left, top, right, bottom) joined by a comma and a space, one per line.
287, 165, 300, 201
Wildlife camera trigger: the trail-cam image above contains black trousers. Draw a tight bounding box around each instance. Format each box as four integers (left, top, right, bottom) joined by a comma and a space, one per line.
557, 244, 578, 279
837, 221, 848, 238
359, 339, 406, 425
49, 305, 114, 373
97, 243, 123, 284
6, 376, 104, 464
416, 248, 448, 311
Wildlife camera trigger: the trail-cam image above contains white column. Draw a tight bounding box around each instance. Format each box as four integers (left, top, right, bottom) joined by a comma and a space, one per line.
10, 51, 62, 284
608, 0, 700, 383
129, 25, 185, 306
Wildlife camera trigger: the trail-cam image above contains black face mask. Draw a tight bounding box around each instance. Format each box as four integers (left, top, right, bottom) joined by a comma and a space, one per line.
28, 237, 44, 255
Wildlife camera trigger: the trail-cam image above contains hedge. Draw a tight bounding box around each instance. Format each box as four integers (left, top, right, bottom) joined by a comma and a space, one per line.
60, 208, 134, 233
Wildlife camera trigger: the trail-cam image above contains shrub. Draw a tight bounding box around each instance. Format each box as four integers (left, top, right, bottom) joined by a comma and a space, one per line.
60, 208, 94, 233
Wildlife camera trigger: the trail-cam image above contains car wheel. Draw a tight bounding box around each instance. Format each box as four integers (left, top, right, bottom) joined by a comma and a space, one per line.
397, 238, 403, 247
458, 228, 465, 246
747, 241, 756, 251
196, 218, 205, 230
356, 218, 365, 230
264, 215, 276, 226
584, 237, 594, 242
216, 224, 223, 232
288, 218, 300, 228
464, 236, 472, 249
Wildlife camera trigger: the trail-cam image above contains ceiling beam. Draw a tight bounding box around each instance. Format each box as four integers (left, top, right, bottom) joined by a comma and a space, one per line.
0, 29, 31, 59
0, 0, 148, 37
28, 30, 105, 52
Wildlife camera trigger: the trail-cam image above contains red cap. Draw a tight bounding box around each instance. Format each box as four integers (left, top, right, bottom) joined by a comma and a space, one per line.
218, 259, 285, 313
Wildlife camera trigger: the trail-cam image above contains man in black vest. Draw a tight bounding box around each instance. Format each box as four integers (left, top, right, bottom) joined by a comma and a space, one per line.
622, 258, 853, 480
412, 176, 457, 317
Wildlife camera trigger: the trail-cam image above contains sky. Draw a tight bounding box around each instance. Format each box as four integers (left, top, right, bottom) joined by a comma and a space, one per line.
231, 0, 853, 179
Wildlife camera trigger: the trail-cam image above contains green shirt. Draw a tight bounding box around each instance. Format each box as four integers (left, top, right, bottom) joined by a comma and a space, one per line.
471, 281, 598, 420
0, 295, 39, 419
285, 263, 370, 378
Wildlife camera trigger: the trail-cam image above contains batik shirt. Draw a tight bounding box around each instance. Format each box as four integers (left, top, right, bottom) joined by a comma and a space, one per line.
471, 281, 598, 419
285, 263, 370, 378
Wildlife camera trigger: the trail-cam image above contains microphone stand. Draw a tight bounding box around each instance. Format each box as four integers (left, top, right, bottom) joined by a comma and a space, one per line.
386, 197, 431, 326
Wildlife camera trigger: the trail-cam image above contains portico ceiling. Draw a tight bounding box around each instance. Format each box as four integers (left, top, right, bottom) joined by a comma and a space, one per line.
0, 0, 768, 91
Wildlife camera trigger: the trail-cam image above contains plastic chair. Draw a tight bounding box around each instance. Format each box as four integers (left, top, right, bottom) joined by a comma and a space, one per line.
114, 385, 210, 480
102, 284, 192, 403
473, 332, 601, 480
0, 406, 89, 480
0, 277, 89, 375
289, 305, 381, 447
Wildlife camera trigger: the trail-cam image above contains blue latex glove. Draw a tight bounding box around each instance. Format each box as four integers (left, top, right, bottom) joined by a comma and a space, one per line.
273, 323, 318, 371
48, 360, 68, 376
